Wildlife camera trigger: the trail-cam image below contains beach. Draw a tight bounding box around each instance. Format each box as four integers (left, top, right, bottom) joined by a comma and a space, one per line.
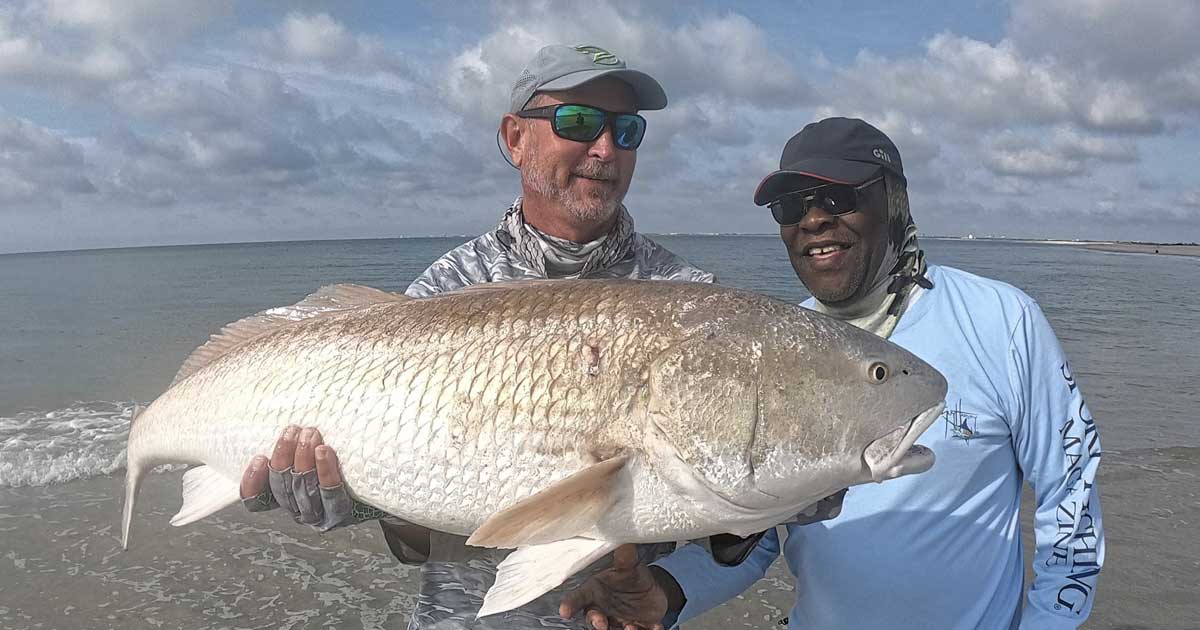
3, 236, 1199, 629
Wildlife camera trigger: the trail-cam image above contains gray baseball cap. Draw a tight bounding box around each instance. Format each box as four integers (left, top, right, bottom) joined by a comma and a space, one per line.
509, 44, 667, 113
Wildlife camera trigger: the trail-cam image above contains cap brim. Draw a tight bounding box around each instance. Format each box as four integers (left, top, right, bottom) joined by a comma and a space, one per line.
537, 68, 668, 111
753, 159, 883, 205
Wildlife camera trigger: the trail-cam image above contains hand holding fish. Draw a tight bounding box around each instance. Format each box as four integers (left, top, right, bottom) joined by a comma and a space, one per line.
559, 544, 678, 630
240, 425, 381, 531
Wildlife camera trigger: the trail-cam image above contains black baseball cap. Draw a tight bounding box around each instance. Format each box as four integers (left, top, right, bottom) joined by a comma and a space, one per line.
753, 117, 906, 206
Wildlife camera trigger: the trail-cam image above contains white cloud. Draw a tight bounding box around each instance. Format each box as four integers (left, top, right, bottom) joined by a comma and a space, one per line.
1051, 128, 1138, 162
984, 148, 1085, 179
828, 33, 1170, 135
38, 0, 231, 48
0, 50, 504, 243
224, 65, 318, 120
184, 128, 315, 178
973, 176, 1037, 197
244, 13, 413, 82
1158, 59, 1200, 110
443, 3, 811, 124
280, 13, 353, 62
1009, 0, 1200, 80
444, 25, 538, 121
1007, 0, 1200, 124
979, 128, 1138, 179
0, 115, 96, 204
654, 13, 808, 108
0, 9, 142, 87
831, 35, 1068, 128
1079, 83, 1163, 133
0, 0, 229, 92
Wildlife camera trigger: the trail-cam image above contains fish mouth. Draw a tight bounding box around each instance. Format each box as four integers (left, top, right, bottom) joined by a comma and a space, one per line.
862, 401, 944, 483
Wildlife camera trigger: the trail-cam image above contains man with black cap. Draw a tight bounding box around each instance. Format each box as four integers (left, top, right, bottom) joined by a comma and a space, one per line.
235, 44, 712, 629
559, 118, 1105, 630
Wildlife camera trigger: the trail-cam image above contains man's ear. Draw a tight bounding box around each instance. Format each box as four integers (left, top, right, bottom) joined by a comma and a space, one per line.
499, 114, 524, 167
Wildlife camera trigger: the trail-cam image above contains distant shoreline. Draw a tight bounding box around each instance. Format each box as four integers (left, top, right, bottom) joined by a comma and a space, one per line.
1083, 243, 1200, 258
925, 236, 1200, 258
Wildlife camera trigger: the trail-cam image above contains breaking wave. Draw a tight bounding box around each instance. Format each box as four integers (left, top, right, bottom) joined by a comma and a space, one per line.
0, 401, 183, 487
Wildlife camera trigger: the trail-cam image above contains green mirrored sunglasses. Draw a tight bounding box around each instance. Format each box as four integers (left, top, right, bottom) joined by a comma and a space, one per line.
517, 103, 647, 150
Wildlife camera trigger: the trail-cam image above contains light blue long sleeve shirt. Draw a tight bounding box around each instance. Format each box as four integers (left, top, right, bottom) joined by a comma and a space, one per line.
655, 264, 1104, 630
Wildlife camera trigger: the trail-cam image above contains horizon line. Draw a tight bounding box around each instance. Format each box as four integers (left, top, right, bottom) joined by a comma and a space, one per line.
1, 233, 1180, 257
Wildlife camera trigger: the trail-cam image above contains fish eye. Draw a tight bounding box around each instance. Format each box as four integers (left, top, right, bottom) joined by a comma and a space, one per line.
868, 362, 890, 383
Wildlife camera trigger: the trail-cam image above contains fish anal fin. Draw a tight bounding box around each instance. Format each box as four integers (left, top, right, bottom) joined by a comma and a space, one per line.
477, 538, 618, 618
169, 465, 241, 527
172, 283, 408, 385
467, 455, 629, 549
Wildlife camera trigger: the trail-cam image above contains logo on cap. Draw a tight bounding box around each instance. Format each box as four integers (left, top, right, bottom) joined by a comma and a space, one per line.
574, 45, 621, 66
872, 148, 893, 164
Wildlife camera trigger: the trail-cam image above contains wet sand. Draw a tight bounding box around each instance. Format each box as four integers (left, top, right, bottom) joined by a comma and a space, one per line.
0, 472, 419, 630
1085, 243, 1200, 258
2, 446, 1197, 629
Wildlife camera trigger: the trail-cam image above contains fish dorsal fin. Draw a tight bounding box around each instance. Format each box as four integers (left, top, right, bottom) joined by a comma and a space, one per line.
172, 283, 408, 385
443, 278, 559, 297
466, 455, 630, 549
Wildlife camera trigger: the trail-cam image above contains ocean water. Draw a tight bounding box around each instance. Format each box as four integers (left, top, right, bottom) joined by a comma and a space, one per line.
1, 236, 1198, 628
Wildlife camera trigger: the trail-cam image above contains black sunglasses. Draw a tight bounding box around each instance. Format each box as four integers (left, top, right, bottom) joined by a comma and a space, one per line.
517, 103, 647, 150
768, 176, 885, 226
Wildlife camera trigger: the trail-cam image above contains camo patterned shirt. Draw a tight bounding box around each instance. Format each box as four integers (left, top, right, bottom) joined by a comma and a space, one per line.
394, 198, 713, 630
407, 199, 713, 296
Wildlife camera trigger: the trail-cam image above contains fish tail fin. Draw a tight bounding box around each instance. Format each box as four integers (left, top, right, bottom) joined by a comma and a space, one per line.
121, 404, 149, 550
121, 456, 147, 550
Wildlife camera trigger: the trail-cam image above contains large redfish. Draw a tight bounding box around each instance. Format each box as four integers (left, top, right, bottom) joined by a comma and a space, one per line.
121, 279, 946, 615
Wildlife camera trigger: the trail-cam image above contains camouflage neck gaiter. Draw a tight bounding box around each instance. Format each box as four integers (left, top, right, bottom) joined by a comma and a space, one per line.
497, 198, 635, 278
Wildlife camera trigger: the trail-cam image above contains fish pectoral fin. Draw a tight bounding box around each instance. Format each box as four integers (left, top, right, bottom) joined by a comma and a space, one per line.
477, 538, 618, 618
172, 283, 408, 385
169, 465, 242, 527
466, 455, 629, 549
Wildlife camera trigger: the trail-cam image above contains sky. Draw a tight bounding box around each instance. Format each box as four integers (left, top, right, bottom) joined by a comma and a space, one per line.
2, 0, 1199, 254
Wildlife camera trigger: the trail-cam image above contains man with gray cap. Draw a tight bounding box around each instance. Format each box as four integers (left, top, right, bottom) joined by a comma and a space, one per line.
560, 118, 1104, 630
236, 43, 712, 629
402, 43, 707, 295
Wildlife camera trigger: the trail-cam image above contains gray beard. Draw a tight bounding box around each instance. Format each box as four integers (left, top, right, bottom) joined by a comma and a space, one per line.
522, 145, 621, 224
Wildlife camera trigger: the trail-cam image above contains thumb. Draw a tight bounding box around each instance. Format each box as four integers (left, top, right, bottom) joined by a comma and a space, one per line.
559, 580, 599, 619
612, 543, 639, 571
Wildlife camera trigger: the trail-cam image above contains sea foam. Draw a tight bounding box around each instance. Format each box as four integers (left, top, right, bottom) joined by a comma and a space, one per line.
0, 401, 183, 487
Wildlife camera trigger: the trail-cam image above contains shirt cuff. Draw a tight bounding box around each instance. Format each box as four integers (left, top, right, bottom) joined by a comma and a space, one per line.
651, 544, 716, 626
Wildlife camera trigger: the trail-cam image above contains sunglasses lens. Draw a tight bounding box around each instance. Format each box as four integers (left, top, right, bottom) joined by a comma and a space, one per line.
554, 105, 605, 142
612, 115, 646, 149
816, 187, 857, 214
770, 198, 806, 225
770, 185, 861, 224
